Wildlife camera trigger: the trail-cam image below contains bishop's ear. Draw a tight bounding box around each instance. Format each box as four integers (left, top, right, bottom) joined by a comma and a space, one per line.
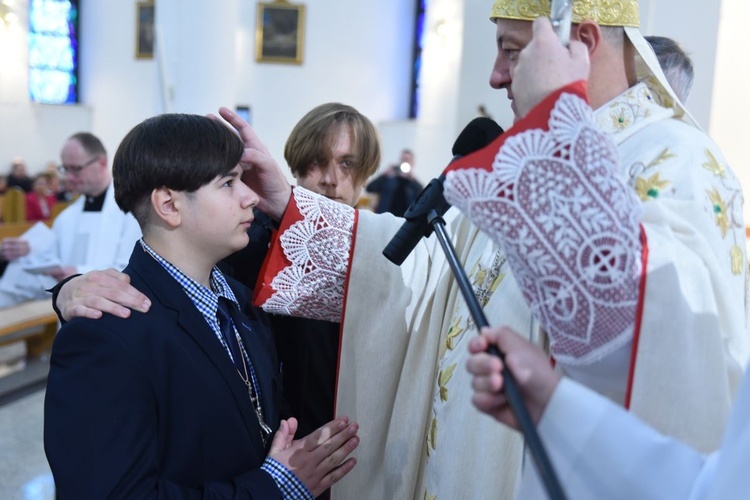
572, 20, 603, 55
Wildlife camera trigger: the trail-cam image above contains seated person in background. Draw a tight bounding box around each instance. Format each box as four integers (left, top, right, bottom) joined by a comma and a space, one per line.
44, 163, 73, 202
365, 148, 423, 217
0, 132, 141, 307
44, 113, 360, 498
645, 35, 694, 102
0, 239, 28, 277
468, 325, 750, 499
6, 157, 33, 193
46, 132, 141, 280
25, 173, 58, 222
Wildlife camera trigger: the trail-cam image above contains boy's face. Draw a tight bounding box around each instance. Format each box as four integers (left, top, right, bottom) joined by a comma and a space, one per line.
180, 165, 258, 260
295, 126, 365, 208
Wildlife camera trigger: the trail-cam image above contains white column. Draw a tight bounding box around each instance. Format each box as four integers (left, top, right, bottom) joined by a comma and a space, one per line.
158, 0, 239, 115
710, 0, 750, 223
0, 1, 29, 104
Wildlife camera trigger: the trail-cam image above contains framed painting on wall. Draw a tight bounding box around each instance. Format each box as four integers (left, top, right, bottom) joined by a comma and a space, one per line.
136, 1, 155, 59
255, 1, 305, 64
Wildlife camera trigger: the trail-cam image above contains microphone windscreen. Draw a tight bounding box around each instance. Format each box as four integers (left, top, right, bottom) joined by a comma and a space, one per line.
451, 117, 504, 157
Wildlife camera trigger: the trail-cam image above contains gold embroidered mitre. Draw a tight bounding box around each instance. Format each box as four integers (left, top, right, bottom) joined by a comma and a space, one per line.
490, 0, 639, 27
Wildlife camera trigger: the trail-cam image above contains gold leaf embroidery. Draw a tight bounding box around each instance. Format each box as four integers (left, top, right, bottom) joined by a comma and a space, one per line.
610, 109, 631, 129
490, 273, 506, 293
635, 173, 670, 201
443, 316, 464, 354
438, 364, 456, 402
731, 245, 744, 276
703, 149, 726, 178
707, 187, 729, 237
426, 416, 437, 455
473, 268, 488, 288
646, 148, 677, 169
424, 493, 437, 500
490, 0, 640, 27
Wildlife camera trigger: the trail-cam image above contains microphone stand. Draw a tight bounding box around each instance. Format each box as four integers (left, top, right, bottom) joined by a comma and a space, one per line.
426, 208, 568, 500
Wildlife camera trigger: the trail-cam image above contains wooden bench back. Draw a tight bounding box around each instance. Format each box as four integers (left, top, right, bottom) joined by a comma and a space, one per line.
1, 187, 26, 223
0, 221, 35, 240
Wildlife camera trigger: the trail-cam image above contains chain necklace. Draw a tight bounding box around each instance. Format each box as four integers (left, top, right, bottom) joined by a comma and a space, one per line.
234, 332, 273, 446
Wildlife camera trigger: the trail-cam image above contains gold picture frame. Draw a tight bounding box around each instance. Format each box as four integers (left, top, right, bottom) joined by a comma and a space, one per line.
135, 1, 155, 60
255, 1, 305, 64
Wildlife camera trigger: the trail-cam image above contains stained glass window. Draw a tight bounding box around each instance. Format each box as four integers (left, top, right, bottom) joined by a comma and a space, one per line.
28, 0, 79, 104
409, 0, 427, 118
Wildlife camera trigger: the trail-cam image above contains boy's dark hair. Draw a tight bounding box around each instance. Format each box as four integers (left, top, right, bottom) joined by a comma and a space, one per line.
114, 114, 244, 225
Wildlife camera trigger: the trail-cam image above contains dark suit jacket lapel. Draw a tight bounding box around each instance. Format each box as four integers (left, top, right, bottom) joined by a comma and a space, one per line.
126, 244, 266, 445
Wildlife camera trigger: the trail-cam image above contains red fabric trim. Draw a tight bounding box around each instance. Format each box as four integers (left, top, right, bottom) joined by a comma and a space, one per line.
252, 190, 304, 307
333, 210, 360, 418
252, 227, 278, 301
445, 80, 589, 175
624, 225, 649, 409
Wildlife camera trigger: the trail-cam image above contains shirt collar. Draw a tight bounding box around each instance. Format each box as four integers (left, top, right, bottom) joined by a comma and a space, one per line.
138, 238, 240, 317
83, 186, 108, 212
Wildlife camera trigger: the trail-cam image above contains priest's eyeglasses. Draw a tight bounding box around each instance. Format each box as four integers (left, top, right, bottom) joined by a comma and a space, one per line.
58, 156, 100, 175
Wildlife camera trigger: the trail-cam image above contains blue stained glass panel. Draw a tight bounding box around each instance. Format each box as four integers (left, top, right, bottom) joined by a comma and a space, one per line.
28, 0, 79, 104
29, 0, 71, 35
410, 0, 427, 118
29, 34, 75, 70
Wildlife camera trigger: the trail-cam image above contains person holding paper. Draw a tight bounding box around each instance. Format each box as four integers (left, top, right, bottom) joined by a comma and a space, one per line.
0, 132, 141, 307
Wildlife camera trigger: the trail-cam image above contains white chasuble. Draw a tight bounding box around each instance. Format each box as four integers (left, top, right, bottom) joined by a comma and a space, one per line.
255, 82, 748, 499
255, 192, 529, 499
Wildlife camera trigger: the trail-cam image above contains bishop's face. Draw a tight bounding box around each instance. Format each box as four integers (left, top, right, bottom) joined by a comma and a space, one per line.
489, 18, 534, 123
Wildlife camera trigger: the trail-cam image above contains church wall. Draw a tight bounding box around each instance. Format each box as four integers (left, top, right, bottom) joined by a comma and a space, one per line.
0, 0, 415, 178
0, 0, 744, 213
710, 0, 750, 224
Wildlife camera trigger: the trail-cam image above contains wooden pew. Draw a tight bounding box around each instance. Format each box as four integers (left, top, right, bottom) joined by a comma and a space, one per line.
1, 187, 26, 223
0, 221, 57, 366
0, 299, 58, 358
0, 220, 35, 240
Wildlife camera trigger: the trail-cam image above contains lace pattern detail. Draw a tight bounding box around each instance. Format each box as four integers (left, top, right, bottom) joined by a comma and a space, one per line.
262, 188, 354, 323
444, 93, 643, 364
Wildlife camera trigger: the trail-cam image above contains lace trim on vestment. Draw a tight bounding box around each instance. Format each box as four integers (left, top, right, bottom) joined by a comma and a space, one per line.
444, 93, 643, 364
261, 188, 354, 323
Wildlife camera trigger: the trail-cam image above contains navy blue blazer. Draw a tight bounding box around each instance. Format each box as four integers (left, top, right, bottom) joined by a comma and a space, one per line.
44, 243, 284, 499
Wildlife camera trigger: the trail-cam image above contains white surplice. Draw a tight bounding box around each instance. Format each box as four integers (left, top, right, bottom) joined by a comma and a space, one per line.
535, 361, 750, 500
52, 185, 141, 275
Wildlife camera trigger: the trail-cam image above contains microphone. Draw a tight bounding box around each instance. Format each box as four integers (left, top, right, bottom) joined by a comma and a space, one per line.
451, 116, 505, 157
383, 117, 503, 265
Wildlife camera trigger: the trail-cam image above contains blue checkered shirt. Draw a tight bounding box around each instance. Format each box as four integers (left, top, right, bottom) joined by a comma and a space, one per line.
139, 239, 312, 499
